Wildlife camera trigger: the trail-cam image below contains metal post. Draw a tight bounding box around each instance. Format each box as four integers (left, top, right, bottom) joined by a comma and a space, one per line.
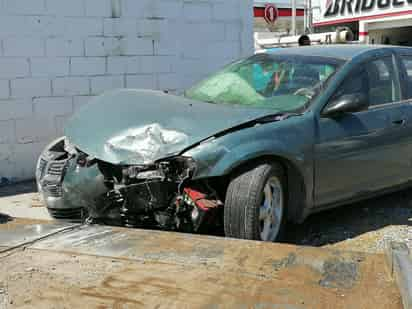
292, 0, 296, 35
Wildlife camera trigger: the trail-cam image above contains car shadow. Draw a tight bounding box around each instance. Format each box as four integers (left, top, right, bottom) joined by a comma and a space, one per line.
0, 213, 12, 224
0, 180, 37, 198
284, 188, 412, 247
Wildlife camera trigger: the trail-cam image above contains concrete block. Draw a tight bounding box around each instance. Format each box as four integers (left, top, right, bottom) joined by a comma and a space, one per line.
55, 114, 71, 137
85, 37, 122, 56
183, 2, 212, 21
3, 0, 46, 15
0, 16, 63, 37
46, 0, 85, 16
158, 73, 179, 91
154, 39, 179, 56
207, 41, 240, 59
0, 99, 32, 121
126, 74, 156, 90
137, 19, 169, 40
0, 81, 10, 99
0, 144, 16, 180
70, 57, 106, 76
13, 142, 44, 180
225, 22, 240, 41
73, 95, 95, 111
120, 0, 151, 17
103, 18, 137, 37
63, 17, 103, 37
33, 97, 73, 117
46, 38, 84, 57
0, 58, 29, 78
107, 56, 140, 74
90, 75, 124, 94
31, 57, 70, 77
53, 77, 90, 96
0, 120, 15, 144
183, 22, 224, 42
85, 0, 112, 17
212, 2, 241, 21
120, 38, 153, 55
0, 16, 27, 36
140, 56, 174, 73
15, 118, 41, 144
11, 78, 51, 98
3, 38, 45, 57
154, 0, 183, 19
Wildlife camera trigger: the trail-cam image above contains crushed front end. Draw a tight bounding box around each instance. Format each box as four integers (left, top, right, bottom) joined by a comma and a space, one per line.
36, 137, 223, 233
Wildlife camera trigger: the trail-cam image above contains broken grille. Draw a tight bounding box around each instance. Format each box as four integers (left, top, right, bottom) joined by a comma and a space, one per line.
47, 161, 67, 176
42, 181, 63, 198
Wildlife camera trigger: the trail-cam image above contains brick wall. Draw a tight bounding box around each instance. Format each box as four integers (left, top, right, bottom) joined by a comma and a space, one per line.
0, 0, 253, 183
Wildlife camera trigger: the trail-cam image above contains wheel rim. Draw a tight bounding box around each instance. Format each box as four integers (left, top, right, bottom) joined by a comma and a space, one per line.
259, 176, 283, 241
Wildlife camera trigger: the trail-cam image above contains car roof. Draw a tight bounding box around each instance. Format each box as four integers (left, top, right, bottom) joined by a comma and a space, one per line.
266, 44, 412, 60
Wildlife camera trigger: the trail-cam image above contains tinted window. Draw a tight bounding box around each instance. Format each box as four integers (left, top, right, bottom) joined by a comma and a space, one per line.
400, 55, 412, 99
333, 67, 368, 99
332, 57, 400, 107
366, 57, 400, 105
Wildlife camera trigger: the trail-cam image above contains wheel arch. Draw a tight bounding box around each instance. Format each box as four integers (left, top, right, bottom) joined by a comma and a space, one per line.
220, 154, 308, 224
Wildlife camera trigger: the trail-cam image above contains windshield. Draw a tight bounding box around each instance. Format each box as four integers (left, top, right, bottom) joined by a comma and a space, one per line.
185, 54, 342, 112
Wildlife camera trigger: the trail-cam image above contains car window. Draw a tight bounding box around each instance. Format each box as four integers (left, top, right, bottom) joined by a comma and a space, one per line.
333, 67, 368, 100
365, 57, 400, 106
400, 55, 412, 99
184, 54, 342, 112
332, 56, 400, 108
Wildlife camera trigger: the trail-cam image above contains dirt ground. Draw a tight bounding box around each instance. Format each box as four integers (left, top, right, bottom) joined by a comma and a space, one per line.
1, 180, 412, 254
0, 223, 403, 309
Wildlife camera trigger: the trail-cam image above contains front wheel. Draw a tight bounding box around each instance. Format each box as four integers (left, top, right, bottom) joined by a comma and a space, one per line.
224, 163, 286, 242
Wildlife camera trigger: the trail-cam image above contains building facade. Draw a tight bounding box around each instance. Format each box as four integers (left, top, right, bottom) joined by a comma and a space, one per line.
254, 0, 305, 34
0, 0, 253, 183
312, 0, 412, 45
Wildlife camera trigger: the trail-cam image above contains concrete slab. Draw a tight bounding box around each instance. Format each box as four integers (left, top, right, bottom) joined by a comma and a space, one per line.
0, 221, 404, 308
0, 181, 51, 220
386, 242, 412, 309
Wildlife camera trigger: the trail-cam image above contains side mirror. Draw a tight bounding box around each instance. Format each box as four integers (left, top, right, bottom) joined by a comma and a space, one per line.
322, 93, 369, 117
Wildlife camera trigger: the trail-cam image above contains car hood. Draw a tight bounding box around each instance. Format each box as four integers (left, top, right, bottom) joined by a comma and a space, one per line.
64, 89, 279, 165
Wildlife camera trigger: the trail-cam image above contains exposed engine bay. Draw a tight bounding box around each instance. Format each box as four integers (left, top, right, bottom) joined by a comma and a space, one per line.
37, 137, 224, 233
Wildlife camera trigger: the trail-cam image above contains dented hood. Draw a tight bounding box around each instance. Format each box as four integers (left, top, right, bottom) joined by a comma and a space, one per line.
64, 89, 276, 165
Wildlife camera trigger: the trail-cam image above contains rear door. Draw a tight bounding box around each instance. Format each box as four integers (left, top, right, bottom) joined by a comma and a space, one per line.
314, 53, 407, 206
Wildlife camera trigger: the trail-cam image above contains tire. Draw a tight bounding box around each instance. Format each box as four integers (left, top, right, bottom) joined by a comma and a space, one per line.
224, 162, 286, 242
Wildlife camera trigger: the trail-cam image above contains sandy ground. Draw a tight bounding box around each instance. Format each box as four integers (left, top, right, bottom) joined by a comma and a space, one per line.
0, 224, 403, 309
0, 180, 411, 254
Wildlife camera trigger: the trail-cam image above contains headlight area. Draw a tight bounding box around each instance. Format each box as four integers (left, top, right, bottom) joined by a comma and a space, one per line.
36, 137, 87, 219
95, 156, 224, 233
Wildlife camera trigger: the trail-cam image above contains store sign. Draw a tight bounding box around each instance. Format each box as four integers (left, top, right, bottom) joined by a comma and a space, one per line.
314, 0, 412, 24
325, 0, 412, 17
264, 4, 279, 25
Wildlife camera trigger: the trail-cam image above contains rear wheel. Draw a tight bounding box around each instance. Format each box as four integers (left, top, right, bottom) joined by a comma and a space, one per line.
224, 163, 286, 242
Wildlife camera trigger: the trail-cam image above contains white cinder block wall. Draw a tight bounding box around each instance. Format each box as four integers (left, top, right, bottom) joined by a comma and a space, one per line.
0, 0, 254, 183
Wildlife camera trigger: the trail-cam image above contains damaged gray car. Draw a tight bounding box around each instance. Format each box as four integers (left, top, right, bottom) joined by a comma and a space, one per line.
38, 45, 412, 242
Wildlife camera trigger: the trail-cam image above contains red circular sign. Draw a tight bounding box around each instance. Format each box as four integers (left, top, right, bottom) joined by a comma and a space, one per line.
264, 4, 278, 25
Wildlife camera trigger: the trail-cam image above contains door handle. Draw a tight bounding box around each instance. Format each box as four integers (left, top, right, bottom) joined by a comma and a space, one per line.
392, 119, 406, 125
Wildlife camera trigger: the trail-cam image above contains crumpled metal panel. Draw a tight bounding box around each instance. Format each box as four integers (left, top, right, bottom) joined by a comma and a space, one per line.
64, 89, 275, 165
105, 124, 190, 165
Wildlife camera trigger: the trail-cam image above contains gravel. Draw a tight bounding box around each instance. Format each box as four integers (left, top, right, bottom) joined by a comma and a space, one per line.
284, 189, 412, 253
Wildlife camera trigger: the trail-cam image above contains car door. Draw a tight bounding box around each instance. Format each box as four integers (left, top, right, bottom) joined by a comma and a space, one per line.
314, 54, 406, 207
394, 52, 412, 183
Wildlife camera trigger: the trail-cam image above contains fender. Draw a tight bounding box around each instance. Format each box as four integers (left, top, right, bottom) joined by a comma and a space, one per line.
183, 118, 316, 222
